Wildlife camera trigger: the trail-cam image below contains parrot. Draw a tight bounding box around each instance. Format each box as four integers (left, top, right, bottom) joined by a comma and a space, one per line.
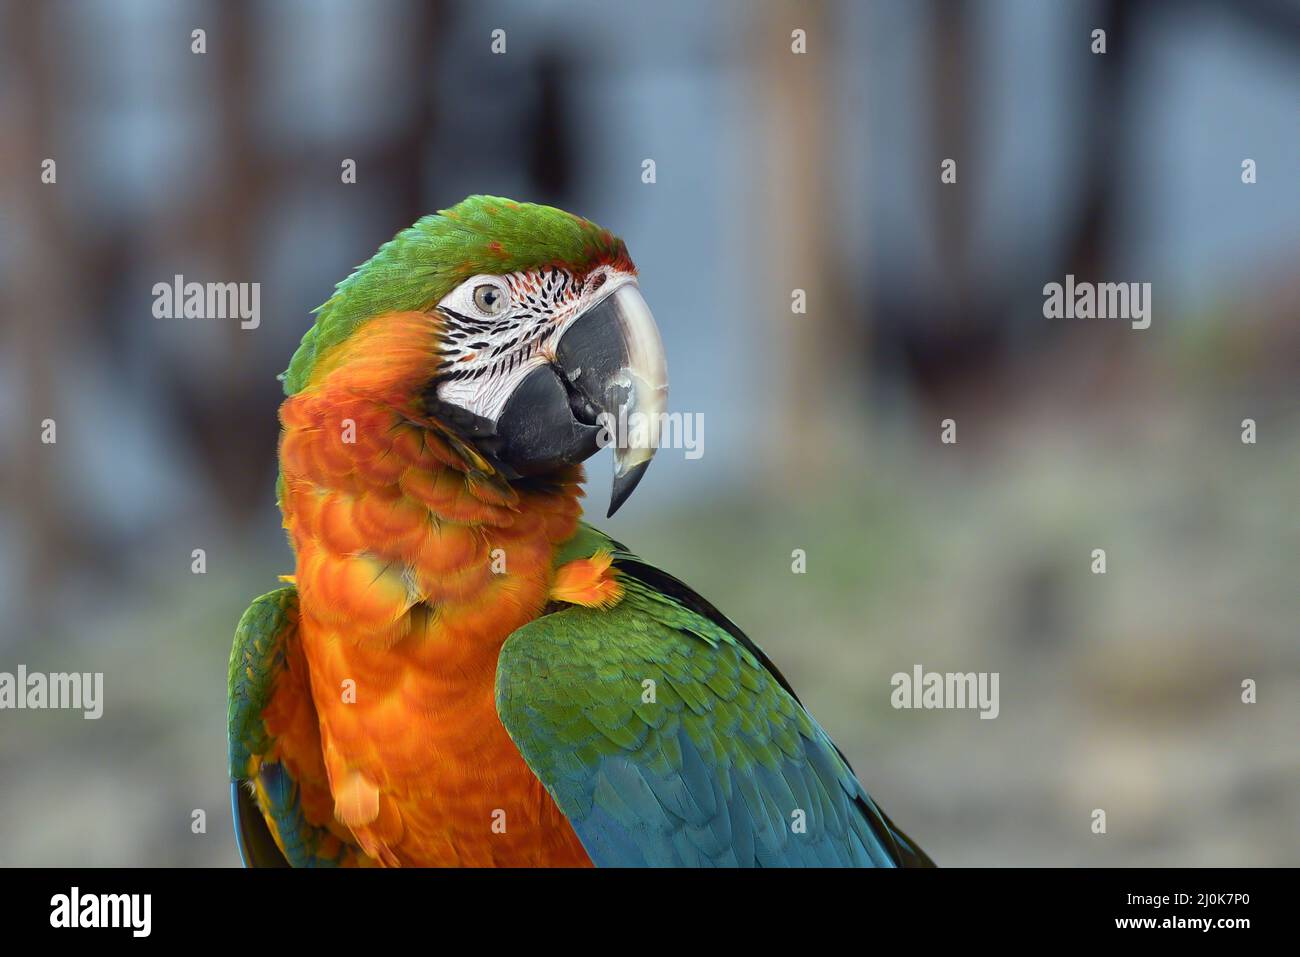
227, 195, 932, 868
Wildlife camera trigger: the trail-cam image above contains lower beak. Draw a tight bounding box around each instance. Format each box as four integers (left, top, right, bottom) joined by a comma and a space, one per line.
489, 282, 668, 517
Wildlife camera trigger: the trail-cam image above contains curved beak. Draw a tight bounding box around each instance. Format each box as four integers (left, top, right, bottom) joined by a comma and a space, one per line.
481, 280, 668, 516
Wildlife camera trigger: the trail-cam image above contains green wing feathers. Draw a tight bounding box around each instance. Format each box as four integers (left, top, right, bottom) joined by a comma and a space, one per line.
497, 526, 931, 867
227, 587, 351, 867
228, 588, 296, 777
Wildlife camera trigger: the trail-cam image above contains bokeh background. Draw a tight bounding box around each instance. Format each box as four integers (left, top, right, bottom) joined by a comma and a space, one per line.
0, 0, 1296, 866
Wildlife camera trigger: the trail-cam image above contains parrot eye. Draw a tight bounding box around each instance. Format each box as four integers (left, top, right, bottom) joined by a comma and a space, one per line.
473, 283, 509, 317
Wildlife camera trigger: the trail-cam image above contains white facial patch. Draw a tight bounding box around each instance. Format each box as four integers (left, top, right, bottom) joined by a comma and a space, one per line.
433, 265, 630, 423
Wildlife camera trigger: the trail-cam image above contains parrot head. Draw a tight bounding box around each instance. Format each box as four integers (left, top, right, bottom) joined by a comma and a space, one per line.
282, 195, 668, 516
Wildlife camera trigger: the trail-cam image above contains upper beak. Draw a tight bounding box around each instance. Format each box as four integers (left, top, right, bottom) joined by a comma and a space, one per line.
485, 280, 668, 517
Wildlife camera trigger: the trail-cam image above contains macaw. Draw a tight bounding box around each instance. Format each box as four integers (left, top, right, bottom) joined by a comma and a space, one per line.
227, 195, 932, 868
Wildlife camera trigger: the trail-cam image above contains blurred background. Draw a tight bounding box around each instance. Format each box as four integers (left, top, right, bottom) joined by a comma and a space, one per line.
0, 0, 1296, 866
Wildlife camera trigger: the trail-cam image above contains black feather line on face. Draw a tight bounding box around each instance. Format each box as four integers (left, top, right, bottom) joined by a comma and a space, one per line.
438, 306, 496, 331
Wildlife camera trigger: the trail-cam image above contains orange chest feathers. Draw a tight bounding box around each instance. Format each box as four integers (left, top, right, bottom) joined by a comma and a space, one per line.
273, 313, 591, 866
